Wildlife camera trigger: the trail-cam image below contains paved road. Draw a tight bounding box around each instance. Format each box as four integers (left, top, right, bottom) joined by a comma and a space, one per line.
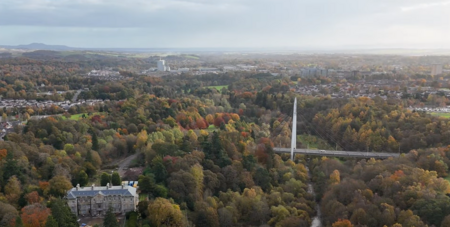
273, 148, 400, 159
118, 153, 139, 177
72, 90, 82, 102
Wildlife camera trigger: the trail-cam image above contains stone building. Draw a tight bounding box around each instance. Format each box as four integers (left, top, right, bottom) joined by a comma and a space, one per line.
66, 183, 138, 217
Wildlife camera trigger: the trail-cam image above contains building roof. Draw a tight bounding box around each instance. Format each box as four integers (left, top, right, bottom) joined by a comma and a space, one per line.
66, 185, 137, 199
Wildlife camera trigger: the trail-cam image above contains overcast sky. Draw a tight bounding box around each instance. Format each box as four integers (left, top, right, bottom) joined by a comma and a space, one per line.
0, 0, 449, 49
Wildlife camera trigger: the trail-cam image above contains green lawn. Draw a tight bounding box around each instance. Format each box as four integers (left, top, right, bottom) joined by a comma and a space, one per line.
297, 134, 334, 150
298, 134, 318, 149
429, 112, 450, 118
205, 85, 228, 91
139, 193, 148, 201
61, 112, 104, 120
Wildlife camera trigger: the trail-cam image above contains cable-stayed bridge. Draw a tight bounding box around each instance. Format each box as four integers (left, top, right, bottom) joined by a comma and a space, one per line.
274, 98, 400, 160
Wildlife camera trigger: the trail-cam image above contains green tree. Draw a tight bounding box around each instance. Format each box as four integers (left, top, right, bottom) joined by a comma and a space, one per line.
45, 216, 58, 227
103, 207, 119, 227
111, 172, 121, 186
243, 155, 256, 171
15, 216, 24, 227
3, 150, 20, 183
77, 170, 89, 187
138, 175, 155, 194
83, 162, 96, 177
152, 157, 168, 184
100, 173, 111, 186
86, 150, 93, 163
253, 167, 272, 192
50, 198, 79, 227
92, 132, 99, 151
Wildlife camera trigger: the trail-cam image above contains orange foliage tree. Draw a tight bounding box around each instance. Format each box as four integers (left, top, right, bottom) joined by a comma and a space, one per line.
21, 203, 51, 227
0, 149, 7, 161
332, 219, 354, 227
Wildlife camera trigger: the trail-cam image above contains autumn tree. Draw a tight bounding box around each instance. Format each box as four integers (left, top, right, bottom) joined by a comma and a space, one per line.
148, 198, 185, 227
24, 191, 40, 204
332, 219, 353, 227
0, 201, 18, 226
329, 170, 340, 185
5, 175, 22, 206
21, 203, 51, 227
48, 175, 72, 197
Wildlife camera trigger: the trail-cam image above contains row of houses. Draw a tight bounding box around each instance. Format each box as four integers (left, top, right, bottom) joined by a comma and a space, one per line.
409, 107, 450, 113
0, 99, 107, 110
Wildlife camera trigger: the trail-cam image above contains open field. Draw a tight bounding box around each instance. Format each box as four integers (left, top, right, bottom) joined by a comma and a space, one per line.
61, 112, 104, 120
297, 134, 335, 150
429, 112, 450, 118
205, 85, 228, 90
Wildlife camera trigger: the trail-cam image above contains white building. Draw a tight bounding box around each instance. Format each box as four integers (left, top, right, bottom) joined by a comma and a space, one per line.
66, 183, 138, 217
157, 60, 167, 71
431, 64, 443, 76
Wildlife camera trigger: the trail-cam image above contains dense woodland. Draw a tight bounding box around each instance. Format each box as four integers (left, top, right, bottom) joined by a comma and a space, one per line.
1, 56, 450, 227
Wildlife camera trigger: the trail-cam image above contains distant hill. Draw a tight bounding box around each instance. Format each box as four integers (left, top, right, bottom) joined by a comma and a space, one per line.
0, 43, 76, 51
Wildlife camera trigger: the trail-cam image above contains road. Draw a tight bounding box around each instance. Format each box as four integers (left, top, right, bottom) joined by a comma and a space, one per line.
72, 89, 82, 102
118, 153, 139, 177
273, 148, 400, 159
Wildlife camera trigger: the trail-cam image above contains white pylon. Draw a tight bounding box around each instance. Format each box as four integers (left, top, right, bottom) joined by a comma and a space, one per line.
291, 98, 297, 161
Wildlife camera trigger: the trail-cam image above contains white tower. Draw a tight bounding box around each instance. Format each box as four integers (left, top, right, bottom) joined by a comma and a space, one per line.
157, 59, 166, 71
291, 98, 297, 161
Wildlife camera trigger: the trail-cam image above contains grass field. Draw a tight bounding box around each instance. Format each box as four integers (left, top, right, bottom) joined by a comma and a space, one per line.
297, 134, 334, 150
61, 112, 104, 120
429, 112, 450, 118
298, 134, 319, 149
205, 85, 228, 91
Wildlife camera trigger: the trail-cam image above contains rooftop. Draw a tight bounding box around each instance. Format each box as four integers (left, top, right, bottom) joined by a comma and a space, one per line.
66, 184, 137, 199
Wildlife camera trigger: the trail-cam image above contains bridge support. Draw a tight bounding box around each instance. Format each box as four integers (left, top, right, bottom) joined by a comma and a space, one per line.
291, 98, 297, 161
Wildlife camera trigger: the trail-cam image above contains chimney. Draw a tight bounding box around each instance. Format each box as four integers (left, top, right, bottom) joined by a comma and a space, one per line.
76, 184, 80, 191
106, 183, 110, 189
91, 184, 95, 190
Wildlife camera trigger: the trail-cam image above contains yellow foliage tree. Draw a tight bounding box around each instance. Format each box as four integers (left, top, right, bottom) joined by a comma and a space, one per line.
330, 170, 340, 184
148, 198, 184, 227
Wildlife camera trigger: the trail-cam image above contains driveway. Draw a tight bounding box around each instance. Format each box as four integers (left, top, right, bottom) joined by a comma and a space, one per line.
118, 153, 139, 178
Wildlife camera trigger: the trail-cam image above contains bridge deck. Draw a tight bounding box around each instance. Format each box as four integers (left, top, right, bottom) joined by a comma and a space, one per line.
273, 148, 400, 159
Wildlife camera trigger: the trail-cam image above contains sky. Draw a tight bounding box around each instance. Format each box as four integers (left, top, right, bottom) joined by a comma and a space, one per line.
0, 0, 449, 49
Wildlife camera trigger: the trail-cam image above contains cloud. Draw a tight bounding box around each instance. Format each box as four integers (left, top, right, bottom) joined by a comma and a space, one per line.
0, 0, 449, 48
401, 1, 450, 12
